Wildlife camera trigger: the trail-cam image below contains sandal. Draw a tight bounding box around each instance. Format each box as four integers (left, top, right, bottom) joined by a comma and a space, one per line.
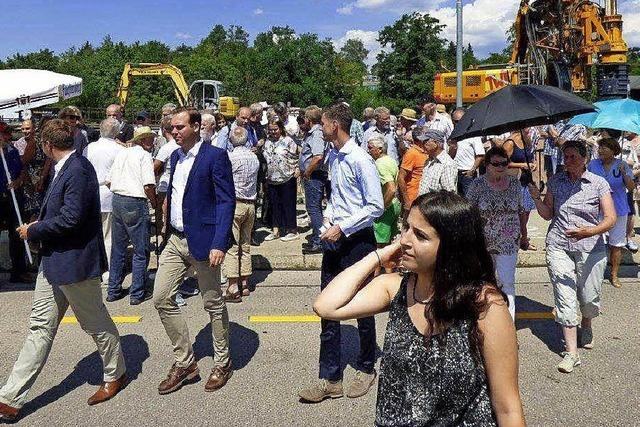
224, 291, 242, 303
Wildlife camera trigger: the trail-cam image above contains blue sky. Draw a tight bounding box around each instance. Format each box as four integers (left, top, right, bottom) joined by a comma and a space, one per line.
2, 0, 526, 64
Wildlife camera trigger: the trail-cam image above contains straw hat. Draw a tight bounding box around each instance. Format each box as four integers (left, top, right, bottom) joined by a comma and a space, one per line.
127, 126, 155, 144
400, 108, 417, 121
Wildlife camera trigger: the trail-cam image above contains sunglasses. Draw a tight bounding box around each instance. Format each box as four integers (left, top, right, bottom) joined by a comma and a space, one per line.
489, 160, 509, 167
63, 115, 81, 120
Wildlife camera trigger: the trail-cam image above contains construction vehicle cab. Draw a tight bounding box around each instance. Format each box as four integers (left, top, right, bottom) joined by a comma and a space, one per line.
189, 80, 225, 111
117, 63, 239, 118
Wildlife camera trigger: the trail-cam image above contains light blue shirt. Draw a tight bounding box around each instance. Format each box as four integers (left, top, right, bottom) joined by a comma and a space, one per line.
214, 122, 256, 152
299, 124, 327, 172
363, 126, 399, 164
325, 139, 384, 237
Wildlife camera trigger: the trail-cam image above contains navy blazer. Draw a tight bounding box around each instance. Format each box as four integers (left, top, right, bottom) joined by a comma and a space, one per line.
28, 153, 108, 286
166, 142, 236, 261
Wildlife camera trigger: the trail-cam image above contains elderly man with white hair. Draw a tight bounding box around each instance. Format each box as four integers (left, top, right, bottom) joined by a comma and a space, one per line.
223, 126, 260, 302
366, 134, 401, 252
200, 113, 217, 144
83, 118, 126, 284
362, 106, 398, 164
417, 128, 458, 195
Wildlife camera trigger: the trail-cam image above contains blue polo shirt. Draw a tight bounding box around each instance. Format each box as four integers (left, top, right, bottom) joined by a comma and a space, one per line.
0, 145, 23, 194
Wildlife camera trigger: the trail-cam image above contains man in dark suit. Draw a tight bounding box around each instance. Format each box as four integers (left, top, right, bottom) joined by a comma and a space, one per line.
0, 119, 127, 422
153, 107, 235, 395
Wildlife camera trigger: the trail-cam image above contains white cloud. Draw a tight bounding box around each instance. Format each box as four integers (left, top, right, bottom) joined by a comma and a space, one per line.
337, 0, 445, 15
253, 8, 264, 15
333, 30, 385, 67
175, 32, 193, 40
425, 0, 519, 57
619, 1, 640, 47
337, 4, 354, 15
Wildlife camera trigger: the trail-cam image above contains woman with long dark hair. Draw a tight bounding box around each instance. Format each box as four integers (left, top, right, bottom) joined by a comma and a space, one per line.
314, 191, 525, 426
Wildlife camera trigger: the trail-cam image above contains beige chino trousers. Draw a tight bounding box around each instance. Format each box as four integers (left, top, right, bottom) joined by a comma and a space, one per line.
153, 233, 229, 368
0, 270, 126, 409
223, 201, 255, 279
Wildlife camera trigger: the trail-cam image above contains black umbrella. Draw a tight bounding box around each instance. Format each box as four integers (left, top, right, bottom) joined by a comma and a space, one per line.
449, 84, 596, 141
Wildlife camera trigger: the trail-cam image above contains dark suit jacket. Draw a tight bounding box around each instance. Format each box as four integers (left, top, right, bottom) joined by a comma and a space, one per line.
166, 143, 235, 261
117, 123, 134, 144
28, 152, 108, 286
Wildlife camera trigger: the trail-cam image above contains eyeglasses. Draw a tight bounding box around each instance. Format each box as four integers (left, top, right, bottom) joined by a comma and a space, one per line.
63, 115, 81, 120
489, 160, 509, 167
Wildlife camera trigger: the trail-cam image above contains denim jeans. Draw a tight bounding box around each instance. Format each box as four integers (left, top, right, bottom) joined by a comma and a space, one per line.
319, 227, 377, 381
108, 194, 150, 301
304, 172, 327, 247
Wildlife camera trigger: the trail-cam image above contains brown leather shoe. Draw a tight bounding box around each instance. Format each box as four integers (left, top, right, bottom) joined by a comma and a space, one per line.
204, 361, 233, 392
158, 362, 200, 395
87, 374, 128, 406
0, 402, 19, 422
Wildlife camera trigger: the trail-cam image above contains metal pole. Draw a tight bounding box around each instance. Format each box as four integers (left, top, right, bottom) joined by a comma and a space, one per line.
456, 0, 464, 108
0, 148, 33, 265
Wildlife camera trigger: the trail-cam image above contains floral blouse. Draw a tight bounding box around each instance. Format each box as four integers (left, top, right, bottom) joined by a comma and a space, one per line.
263, 136, 298, 184
466, 175, 524, 255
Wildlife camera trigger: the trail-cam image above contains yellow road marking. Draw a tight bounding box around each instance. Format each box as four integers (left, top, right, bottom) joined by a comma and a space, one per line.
249, 312, 554, 323
249, 315, 320, 323
61, 316, 142, 324
515, 312, 554, 320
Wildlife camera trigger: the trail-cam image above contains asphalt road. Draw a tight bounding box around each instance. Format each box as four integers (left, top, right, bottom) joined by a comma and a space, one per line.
0, 267, 638, 426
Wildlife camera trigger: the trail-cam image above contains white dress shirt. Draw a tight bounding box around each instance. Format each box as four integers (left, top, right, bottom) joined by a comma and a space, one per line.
170, 141, 202, 231
53, 150, 75, 181
107, 145, 155, 198
83, 137, 125, 212
453, 137, 485, 171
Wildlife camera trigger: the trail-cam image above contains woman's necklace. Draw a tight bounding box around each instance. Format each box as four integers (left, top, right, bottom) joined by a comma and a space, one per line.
412, 275, 433, 305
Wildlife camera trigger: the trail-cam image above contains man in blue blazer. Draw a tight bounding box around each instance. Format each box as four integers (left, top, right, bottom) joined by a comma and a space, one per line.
0, 119, 127, 422
153, 107, 236, 395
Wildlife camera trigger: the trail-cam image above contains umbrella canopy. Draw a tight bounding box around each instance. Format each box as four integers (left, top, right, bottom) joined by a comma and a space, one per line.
568, 98, 640, 134
449, 85, 595, 141
0, 69, 82, 116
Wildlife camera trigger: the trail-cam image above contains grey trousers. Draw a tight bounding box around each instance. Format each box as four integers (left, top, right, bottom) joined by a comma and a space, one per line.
153, 233, 229, 368
546, 247, 607, 327
0, 270, 126, 408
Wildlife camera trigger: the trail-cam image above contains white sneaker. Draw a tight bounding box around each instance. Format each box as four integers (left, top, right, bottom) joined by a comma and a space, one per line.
626, 239, 639, 253
557, 352, 581, 373
264, 233, 279, 241
280, 233, 299, 242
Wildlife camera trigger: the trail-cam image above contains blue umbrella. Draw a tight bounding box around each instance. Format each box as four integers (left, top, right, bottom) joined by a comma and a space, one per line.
569, 98, 640, 134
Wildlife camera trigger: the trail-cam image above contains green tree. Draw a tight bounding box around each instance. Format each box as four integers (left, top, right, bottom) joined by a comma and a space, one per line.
340, 39, 369, 64
375, 12, 446, 102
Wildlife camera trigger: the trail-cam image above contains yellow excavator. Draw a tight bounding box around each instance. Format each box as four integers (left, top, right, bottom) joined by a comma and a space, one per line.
434, 0, 629, 104
116, 63, 240, 118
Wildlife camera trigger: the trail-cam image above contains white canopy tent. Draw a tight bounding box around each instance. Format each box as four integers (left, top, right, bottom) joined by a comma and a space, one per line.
0, 69, 82, 118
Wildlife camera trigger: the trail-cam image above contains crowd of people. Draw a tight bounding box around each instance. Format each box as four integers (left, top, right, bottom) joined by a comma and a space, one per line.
0, 94, 638, 424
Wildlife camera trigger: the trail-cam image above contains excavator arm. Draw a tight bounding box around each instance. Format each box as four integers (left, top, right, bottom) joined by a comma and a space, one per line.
117, 63, 190, 108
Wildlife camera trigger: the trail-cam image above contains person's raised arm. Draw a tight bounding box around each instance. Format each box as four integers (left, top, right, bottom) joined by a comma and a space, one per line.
314, 242, 402, 321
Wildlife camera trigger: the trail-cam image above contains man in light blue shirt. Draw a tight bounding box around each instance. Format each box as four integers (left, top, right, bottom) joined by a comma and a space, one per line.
298, 103, 383, 404
214, 107, 256, 152
362, 107, 399, 164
